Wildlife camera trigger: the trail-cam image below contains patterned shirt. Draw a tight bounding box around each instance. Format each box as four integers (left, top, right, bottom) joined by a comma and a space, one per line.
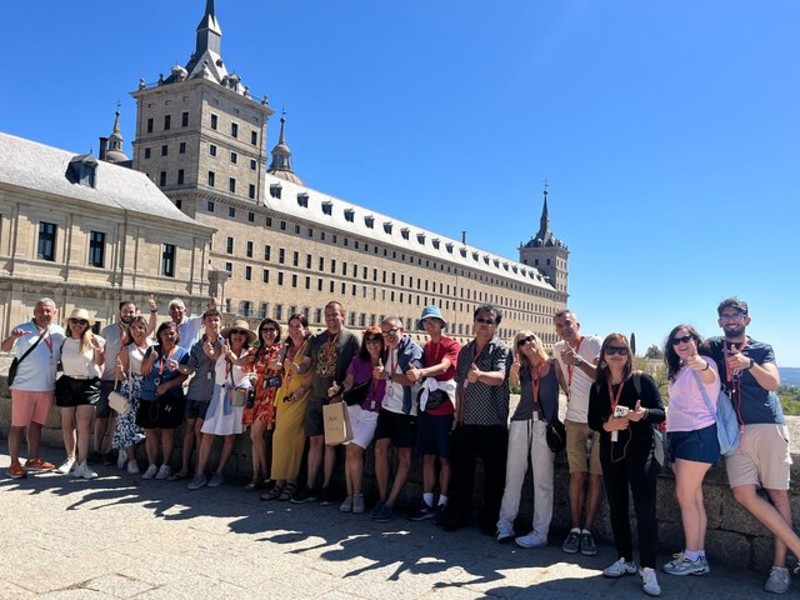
455, 336, 512, 426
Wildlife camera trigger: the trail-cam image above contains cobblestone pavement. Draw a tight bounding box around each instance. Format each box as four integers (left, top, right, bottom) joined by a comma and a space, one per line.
0, 449, 775, 600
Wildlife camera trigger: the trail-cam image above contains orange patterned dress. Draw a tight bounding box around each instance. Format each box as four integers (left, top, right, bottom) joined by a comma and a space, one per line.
243, 343, 282, 429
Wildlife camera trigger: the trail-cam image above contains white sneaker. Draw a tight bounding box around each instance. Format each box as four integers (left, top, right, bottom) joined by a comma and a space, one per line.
58, 456, 76, 475
155, 465, 172, 480
71, 462, 85, 478
765, 565, 790, 594
640, 567, 661, 597
142, 464, 158, 479
515, 530, 547, 549
127, 460, 140, 475
117, 449, 128, 470
79, 462, 98, 480
603, 557, 638, 578
496, 522, 515, 543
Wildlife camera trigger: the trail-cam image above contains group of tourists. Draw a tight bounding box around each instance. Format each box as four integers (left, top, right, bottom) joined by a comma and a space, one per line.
3, 295, 793, 597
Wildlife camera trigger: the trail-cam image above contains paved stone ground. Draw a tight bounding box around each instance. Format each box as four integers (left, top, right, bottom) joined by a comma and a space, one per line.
0, 450, 778, 599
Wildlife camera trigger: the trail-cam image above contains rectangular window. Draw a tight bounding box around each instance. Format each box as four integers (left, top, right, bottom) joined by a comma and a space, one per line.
207, 200, 215, 212
229, 178, 236, 193
305, 276, 311, 290
231, 123, 239, 138
162, 243, 176, 277
292, 251, 299, 267
278, 272, 284, 285
249, 184, 256, 199
211, 114, 218, 130
159, 171, 167, 187
318, 257, 325, 271
88, 230, 105, 267
161, 145, 168, 156
230, 152, 238, 164
314, 308, 322, 324
248, 212, 255, 223
250, 159, 257, 170
228, 206, 236, 218
262, 269, 269, 283
246, 241, 253, 257
275, 304, 283, 320
226, 237, 234, 254
144, 147, 151, 159
306, 254, 312, 269
225, 262, 232, 272
146, 118, 153, 133
292, 274, 298, 288
164, 115, 171, 130
278, 248, 285, 264
179, 142, 186, 154
177, 169, 184, 185
181, 111, 189, 127
251, 131, 258, 145
208, 171, 215, 187
209, 144, 217, 156
266, 216, 272, 227
317, 278, 323, 291
245, 266, 252, 281
264, 245, 271, 261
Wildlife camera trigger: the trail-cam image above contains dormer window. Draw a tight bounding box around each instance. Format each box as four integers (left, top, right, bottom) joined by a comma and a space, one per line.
417, 233, 425, 245
297, 193, 309, 208
472, 251, 479, 261
446, 243, 454, 254
401, 228, 410, 240
432, 238, 440, 250
67, 154, 98, 189
483, 256, 490, 265
269, 184, 282, 199
344, 208, 355, 223
322, 201, 333, 216
460, 248, 467, 258
364, 215, 375, 229
383, 221, 393, 234
493, 258, 500, 267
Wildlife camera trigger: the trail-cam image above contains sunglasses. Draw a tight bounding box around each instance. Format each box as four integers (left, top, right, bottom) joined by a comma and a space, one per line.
365, 337, 382, 344
671, 334, 693, 346
261, 327, 277, 333
517, 335, 535, 348
605, 346, 629, 356
69, 319, 88, 326
381, 328, 400, 338
475, 318, 496, 325
230, 329, 248, 335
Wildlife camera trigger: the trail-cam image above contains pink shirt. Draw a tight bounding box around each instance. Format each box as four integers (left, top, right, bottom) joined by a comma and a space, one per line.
666, 357, 720, 433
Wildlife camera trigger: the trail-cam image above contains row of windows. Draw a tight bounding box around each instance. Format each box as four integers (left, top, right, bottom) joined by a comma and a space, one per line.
207, 145, 258, 170
145, 112, 189, 133
36, 222, 176, 277
144, 111, 260, 145
206, 171, 256, 199
209, 113, 259, 145
143, 142, 187, 160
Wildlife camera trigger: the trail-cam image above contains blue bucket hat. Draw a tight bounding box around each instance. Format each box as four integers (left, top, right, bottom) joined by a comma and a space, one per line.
417, 305, 447, 330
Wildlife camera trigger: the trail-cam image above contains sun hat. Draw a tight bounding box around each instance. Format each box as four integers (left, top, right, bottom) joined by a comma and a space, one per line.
417, 306, 447, 330
68, 308, 91, 322
221, 319, 257, 345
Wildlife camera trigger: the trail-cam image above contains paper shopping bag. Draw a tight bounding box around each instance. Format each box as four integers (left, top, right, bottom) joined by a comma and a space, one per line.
323, 401, 353, 446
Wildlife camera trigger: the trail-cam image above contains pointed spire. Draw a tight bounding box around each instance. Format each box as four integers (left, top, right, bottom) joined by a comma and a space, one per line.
195, 0, 222, 57
112, 102, 122, 136
538, 181, 550, 238
102, 103, 129, 163
277, 110, 287, 145
268, 110, 304, 185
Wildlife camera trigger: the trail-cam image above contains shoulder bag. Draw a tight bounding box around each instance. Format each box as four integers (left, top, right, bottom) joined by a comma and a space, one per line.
692, 370, 740, 456
7, 327, 47, 386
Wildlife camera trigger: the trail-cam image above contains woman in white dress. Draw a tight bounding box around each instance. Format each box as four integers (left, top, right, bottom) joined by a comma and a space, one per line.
187, 320, 256, 490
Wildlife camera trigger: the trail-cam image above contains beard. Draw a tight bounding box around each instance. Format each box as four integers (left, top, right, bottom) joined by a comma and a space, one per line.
723, 324, 746, 339
120, 315, 134, 325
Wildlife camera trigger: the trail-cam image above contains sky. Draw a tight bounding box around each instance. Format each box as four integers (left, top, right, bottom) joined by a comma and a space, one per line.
1, 1, 798, 366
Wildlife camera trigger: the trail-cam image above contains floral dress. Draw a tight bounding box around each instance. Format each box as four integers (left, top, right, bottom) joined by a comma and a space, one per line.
244, 343, 283, 430
112, 342, 149, 450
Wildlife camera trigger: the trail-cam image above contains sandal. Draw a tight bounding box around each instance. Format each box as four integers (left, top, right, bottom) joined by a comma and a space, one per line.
260, 485, 284, 501
278, 482, 297, 501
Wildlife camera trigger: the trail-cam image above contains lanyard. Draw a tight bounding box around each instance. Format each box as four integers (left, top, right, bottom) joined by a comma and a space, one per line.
607, 378, 625, 415
158, 346, 177, 378
389, 348, 398, 379
566, 336, 584, 389
529, 365, 540, 409
36, 322, 54, 356
723, 339, 748, 383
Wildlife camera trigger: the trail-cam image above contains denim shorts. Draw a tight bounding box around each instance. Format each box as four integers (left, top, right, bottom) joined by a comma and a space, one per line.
668, 423, 720, 465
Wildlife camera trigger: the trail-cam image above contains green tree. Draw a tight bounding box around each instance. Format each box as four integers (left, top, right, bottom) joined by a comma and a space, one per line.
644, 344, 663, 360
630, 332, 637, 356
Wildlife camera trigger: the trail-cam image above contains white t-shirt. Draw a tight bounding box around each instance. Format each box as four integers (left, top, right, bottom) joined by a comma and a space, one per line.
177, 316, 205, 350
554, 335, 602, 423
213, 350, 252, 388
9, 321, 66, 392
381, 346, 418, 416
61, 337, 104, 379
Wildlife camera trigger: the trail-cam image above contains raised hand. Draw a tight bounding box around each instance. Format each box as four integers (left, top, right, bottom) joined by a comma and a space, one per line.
328, 381, 341, 398
406, 366, 421, 383
373, 358, 386, 380
627, 399, 647, 422
467, 362, 480, 384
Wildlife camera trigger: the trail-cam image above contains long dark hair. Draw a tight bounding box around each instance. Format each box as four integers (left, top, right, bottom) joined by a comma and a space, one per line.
663, 324, 705, 383
359, 326, 383, 361
284, 313, 309, 348
257, 318, 282, 346
595, 332, 633, 389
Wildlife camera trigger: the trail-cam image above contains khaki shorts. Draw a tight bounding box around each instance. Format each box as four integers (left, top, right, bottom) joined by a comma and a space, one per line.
725, 424, 791, 490
565, 419, 602, 475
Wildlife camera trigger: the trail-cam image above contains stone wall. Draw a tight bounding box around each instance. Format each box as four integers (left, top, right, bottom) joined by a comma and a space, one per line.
2, 366, 799, 572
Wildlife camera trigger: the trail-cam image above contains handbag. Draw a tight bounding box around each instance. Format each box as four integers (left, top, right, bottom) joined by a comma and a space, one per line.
108, 371, 130, 415
417, 386, 447, 412
693, 371, 740, 456
323, 401, 353, 446
545, 419, 567, 453
7, 327, 47, 386
231, 386, 249, 407
343, 379, 371, 406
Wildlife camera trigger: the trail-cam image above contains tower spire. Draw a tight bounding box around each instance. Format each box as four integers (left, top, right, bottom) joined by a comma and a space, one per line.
267, 110, 304, 185
537, 179, 551, 240
195, 0, 222, 57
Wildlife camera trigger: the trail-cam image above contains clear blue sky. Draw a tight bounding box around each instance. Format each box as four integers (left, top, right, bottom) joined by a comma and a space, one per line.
2, 1, 798, 366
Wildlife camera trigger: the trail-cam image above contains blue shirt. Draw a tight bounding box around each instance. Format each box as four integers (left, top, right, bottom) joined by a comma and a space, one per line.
140, 346, 190, 402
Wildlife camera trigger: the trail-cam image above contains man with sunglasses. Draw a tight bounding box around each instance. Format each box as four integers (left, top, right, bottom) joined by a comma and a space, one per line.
371, 317, 423, 522
553, 309, 602, 556
2, 298, 66, 479
442, 304, 512, 535
705, 297, 800, 594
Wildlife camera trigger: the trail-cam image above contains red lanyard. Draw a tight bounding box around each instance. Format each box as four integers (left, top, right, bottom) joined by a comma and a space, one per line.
158, 346, 177, 377
607, 378, 625, 414
389, 349, 397, 378
566, 336, 584, 388
35, 322, 54, 357
723, 340, 748, 383
529, 365, 540, 407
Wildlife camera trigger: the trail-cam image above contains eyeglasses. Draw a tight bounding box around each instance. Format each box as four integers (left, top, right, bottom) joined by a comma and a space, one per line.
671, 334, 693, 346
69, 319, 88, 326
365, 338, 382, 344
517, 335, 535, 348
604, 346, 629, 356
720, 313, 746, 323
381, 328, 400, 338
475, 318, 496, 326
261, 327, 277, 333
230, 329, 247, 335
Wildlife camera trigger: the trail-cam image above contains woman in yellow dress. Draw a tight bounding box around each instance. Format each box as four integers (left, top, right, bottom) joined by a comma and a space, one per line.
261, 313, 312, 501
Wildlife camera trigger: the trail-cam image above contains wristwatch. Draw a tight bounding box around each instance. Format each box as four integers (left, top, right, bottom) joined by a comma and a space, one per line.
573, 355, 584, 367
747, 358, 755, 370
